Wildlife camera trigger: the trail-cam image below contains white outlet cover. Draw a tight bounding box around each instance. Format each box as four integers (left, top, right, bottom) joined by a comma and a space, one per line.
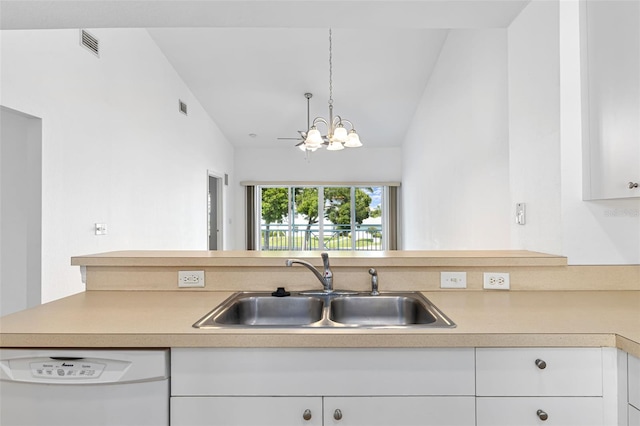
483, 272, 510, 290
178, 270, 205, 288
440, 272, 467, 289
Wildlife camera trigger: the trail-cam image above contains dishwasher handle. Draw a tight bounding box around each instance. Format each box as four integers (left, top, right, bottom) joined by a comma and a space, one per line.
50, 357, 84, 361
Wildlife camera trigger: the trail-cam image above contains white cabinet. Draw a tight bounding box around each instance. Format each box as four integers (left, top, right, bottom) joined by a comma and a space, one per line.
630, 353, 640, 425
477, 397, 603, 426
171, 348, 476, 426
631, 353, 640, 410
476, 348, 605, 425
170, 347, 617, 426
582, 0, 640, 199
171, 348, 475, 397
171, 396, 475, 426
476, 347, 603, 396
323, 396, 475, 426
631, 406, 640, 426
171, 397, 323, 426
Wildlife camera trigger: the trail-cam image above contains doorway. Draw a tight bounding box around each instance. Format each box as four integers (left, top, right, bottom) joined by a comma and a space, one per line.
208, 173, 223, 250
0, 106, 42, 315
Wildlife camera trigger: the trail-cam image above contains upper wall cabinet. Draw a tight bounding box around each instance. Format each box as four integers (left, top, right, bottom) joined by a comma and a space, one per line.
582, 0, 640, 200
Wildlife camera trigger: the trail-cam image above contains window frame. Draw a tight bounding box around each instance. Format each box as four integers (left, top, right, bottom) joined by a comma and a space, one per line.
250, 183, 396, 251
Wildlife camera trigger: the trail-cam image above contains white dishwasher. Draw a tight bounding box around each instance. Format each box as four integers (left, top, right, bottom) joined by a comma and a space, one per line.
0, 349, 169, 426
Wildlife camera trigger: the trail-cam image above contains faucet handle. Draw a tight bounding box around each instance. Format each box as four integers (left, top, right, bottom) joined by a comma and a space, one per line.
369, 268, 380, 296
321, 252, 330, 270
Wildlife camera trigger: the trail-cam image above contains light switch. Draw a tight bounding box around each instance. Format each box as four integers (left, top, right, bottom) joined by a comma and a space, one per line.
516, 203, 526, 225
95, 223, 107, 235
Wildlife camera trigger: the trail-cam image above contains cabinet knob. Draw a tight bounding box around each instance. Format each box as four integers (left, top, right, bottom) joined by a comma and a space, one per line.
629, 182, 639, 189
537, 409, 549, 421
303, 409, 312, 421
333, 409, 343, 421
535, 359, 547, 369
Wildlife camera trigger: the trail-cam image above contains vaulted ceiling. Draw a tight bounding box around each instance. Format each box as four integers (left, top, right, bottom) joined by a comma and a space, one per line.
1, 1, 530, 149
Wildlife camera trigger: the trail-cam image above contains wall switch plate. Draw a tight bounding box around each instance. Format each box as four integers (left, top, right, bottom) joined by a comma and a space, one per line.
516, 203, 526, 225
178, 270, 205, 288
440, 272, 467, 289
95, 223, 107, 235
483, 272, 510, 290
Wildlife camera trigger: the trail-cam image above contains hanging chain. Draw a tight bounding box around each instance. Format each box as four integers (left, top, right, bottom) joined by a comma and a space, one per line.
328, 28, 333, 106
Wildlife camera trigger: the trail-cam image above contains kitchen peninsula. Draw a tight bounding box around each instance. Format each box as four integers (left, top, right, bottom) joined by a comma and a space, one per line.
0, 250, 638, 355
1, 250, 639, 425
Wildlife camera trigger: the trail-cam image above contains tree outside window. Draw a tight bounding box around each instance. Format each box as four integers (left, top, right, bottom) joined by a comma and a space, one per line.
259, 185, 383, 251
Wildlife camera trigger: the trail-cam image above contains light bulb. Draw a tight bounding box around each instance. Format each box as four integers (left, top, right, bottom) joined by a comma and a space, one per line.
333, 125, 348, 143
326, 140, 344, 151
304, 127, 323, 149
344, 130, 362, 148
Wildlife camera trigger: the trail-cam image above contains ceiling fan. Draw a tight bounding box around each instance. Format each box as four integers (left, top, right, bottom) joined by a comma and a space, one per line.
277, 92, 316, 149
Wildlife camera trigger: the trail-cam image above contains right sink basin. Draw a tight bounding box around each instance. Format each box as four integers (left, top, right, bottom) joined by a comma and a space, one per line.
329, 293, 455, 328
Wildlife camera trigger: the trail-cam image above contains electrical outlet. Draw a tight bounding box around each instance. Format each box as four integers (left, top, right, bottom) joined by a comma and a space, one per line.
440, 272, 467, 289
483, 272, 510, 290
178, 270, 205, 288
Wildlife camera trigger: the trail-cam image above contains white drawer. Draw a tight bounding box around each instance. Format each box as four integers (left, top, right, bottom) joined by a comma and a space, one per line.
630, 404, 640, 426
630, 353, 640, 409
171, 396, 323, 426
171, 348, 475, 396
476, 348, 603, 396
323, 396, 475, 426
477, 397, 603, 426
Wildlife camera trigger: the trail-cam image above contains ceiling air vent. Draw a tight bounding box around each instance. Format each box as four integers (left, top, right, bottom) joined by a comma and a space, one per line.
80, 29, 99, 57
179, 100, 188, 116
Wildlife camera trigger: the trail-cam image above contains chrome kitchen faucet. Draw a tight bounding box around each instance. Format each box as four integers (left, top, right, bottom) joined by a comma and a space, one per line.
285, 252, 333, 293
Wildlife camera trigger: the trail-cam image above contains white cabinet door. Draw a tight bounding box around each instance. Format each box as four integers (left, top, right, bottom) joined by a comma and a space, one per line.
476, 348, 602, 396
171, 396, 323, 426
323, 396, 475, 426
630, 404, 640, 426
583, 0, 640, 199
630, 353, 640, 410
477, 397, 603, 426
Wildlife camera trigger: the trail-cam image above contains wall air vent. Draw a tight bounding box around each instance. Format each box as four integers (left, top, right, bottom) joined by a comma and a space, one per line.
80, 29, 99, 57
179, 100, 188, 116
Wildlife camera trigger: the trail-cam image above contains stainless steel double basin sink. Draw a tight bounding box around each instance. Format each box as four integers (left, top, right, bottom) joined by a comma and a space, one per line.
193, 291, 456, 329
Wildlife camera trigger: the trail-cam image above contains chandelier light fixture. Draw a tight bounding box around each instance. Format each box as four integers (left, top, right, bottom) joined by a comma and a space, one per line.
300, 29, 363, 152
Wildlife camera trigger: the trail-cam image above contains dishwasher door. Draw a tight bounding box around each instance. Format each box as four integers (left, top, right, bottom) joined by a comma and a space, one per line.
0, 349, 169, 426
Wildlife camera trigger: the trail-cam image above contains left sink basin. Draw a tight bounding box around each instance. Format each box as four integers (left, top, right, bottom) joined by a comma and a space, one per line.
193, 293, 324, 328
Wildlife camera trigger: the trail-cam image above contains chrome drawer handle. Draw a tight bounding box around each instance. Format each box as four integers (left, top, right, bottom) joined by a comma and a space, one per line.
303, 409, 312, 421
535, 359, 547, 369
334, 409, 343, 421
537, 409, 549, 421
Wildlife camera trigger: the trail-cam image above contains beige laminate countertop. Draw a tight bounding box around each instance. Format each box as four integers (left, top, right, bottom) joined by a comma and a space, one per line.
71, 249, 567, 268
1, 290, 639, 357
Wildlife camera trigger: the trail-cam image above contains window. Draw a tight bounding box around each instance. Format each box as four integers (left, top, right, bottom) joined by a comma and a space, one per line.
249, 184, 397, 251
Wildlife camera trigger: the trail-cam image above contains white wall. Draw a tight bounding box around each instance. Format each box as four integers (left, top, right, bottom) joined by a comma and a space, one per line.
1, 29, 235, 303
558, 0, 640, 265
507, 0, 563, 256
233, 146, 402, 249
401, 29, 511, 250
507, 0, 640, 265
0, 107, 42, 316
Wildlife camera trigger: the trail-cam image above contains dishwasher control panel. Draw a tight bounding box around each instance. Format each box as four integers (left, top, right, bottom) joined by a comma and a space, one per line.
31, 359, 106, 379
0, 355, 131, 384
0, 349, 169, 385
